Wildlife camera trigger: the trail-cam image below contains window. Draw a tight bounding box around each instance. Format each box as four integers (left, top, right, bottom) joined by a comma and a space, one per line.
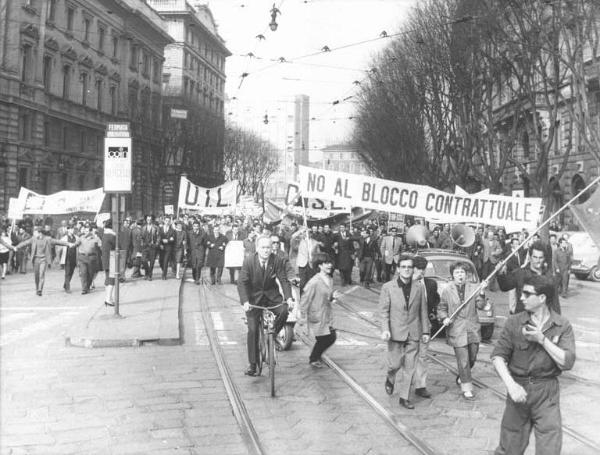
44, 121, 50, 146
62, 65, 71, 99
129, 43, 138, 69
128, 90, 137, 118
47, 0, 56, 21
79, 174, 86, 190
553, 121, 562, 156
43, 55, 52, 90
63, 126, 68, 150
112, 36, 118, 58
80, 72, 88, 105
21, 44, 32, 82
98, 26, 105, 52
96, 79, 102, 111
80, 131, 85, 152
18, 168, 28, 188
20, 113, 31, 141
522, 131, 530, 159
142, 52, 149, 76
83, 18, 90, 42
66, 7, 74, 31
109, 85, 117, 115
153, 58, 160, 83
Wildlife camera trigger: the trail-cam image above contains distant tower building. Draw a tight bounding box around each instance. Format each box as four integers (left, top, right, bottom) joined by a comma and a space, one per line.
294, 94, 310, 179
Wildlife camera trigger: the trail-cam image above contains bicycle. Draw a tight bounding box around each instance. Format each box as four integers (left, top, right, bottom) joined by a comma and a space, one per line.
248, 303, 282, 397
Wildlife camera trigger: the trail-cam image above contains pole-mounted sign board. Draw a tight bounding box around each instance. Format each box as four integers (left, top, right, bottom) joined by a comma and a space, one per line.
104, 123, 132, 193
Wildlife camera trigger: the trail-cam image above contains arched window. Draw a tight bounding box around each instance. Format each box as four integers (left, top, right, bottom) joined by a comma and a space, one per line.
572, 174, 590, 203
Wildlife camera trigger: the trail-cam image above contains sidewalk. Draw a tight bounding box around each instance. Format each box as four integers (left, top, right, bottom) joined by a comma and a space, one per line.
64, 274, 181, 348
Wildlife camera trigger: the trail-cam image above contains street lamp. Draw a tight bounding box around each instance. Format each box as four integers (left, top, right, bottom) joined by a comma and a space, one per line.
269, 4, 280, 31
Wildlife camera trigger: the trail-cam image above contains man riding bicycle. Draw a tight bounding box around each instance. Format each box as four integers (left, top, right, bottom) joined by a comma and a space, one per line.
238, 236, 294, 376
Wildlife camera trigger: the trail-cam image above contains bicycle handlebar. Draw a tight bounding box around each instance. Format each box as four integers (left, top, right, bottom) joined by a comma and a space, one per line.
247, 303, 284, 311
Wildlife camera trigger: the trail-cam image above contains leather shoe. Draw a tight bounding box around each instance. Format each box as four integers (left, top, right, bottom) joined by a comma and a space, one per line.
244, 364, 257, 376
384, 378, 394, 395
415, 388, 431, 398
399, 398, 414, 409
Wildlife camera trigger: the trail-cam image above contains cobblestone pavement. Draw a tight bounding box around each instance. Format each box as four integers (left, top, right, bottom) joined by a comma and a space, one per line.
1, 267, 599, 454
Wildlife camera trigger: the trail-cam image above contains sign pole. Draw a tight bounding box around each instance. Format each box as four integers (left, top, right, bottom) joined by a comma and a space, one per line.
114, 194, 121, 316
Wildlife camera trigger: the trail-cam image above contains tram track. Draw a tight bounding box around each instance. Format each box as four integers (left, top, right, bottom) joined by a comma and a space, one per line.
335, 290, 600, 453
192, 276, 266, 455
204, 284, 440, 455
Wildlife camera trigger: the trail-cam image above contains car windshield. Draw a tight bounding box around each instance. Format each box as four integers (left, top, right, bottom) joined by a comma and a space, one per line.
423, 259, 479, 283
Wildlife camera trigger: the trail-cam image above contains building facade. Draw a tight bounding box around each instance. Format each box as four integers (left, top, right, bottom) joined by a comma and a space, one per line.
321, 143, 370, 175
148, 0, 230, 207
0, 0, 173, 216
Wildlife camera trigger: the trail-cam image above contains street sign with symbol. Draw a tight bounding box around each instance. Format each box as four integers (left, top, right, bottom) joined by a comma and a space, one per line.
104, 136, 132, 193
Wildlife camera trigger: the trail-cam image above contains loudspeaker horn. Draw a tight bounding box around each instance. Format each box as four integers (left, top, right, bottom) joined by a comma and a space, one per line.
451, 224, 475, 248
406, 225, 429, 247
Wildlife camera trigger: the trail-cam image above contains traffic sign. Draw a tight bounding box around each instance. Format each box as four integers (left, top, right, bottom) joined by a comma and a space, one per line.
104, 137, 132, 193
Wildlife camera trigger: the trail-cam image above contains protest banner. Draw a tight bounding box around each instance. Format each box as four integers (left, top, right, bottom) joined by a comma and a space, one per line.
298, 165, 542, 231
177, 176, 238, 214
16, 187, 105, 215
224, 240, 245, 268
7, 198, 23, 220
284, 182, 351, 214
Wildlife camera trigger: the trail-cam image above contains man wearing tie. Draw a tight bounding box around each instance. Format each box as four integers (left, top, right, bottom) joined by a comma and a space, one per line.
238, 236, 294, 377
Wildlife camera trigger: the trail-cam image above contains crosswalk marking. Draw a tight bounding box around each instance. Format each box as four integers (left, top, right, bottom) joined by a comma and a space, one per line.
0, 312, 78, 347
0, 306, 88, 311
1, 313, 35, 324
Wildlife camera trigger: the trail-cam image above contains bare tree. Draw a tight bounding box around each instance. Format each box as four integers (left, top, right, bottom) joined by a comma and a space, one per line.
223, 123, 279, 198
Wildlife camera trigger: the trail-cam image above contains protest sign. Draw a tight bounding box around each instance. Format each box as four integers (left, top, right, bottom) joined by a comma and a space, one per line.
17, 187, 105, 215
7, 198, 22, 220
177, 176, 238, 214
298, 165, 542, 231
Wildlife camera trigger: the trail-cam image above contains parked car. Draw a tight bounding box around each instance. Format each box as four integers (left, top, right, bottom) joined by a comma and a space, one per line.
418, 249, 496, 341
566, 232, 600, 282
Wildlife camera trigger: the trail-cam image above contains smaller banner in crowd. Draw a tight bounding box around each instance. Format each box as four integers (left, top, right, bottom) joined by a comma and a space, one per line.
178, 176, 238, 215
16, 187, 105, 216
7, 198, 22, 220
285, 182, 351, 217
224, 240, 245, 268
570, 186, 600, 250
299, 165, 542, 231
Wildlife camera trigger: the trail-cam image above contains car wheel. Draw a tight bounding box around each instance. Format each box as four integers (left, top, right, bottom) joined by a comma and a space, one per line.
590, 266, 600, 283
480, 324, 494, 342
574, 273, 589, 281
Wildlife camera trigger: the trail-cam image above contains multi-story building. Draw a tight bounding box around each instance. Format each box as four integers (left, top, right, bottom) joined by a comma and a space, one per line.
148, 0, 230, 204
321, 143, 371, 176
0, 0, 174, 216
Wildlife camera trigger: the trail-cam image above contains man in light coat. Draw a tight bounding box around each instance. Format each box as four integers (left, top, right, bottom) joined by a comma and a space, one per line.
379, 254, 430, 409
380, 227, 402, 281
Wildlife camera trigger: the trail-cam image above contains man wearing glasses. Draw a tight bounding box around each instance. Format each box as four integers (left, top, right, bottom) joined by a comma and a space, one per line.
379, 254, 430, 409
496, 241, 561, 315
491, 275, 575, 455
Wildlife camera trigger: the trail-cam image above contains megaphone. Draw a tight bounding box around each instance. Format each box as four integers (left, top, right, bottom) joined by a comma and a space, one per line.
406, 225, 429, 247
451, 224, 475, 248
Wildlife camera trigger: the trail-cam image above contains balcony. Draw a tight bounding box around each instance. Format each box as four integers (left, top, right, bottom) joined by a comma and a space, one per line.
147, 0, 189, 12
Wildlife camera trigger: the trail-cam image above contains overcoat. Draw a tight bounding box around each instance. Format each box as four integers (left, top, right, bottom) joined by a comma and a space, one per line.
437, 281, 484, 347
379, 278, 430, 342
206, 232, 228, 268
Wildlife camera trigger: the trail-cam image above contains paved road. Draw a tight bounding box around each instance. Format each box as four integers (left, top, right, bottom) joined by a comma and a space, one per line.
1, 268, 599, 454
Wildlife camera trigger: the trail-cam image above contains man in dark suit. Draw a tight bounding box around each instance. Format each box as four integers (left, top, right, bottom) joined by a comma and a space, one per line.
412, 255, 440, 399
141, 215, 159, 280
158, 215, 176, 280
379, 254, 430, 409
238, 235, 294, 376
358, 227, 378, 288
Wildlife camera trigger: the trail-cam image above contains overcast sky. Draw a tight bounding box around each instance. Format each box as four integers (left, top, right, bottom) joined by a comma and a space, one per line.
207, 0, 417, 151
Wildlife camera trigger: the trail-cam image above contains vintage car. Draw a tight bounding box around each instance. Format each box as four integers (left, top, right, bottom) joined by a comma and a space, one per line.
566, 232, 600, 282
418, 249, 496, 341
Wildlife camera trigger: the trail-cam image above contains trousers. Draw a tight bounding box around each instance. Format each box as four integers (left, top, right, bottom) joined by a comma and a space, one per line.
454, 343, 479, 385
246, 304, 288, 365
495, 378, 561, 455
414, 340, 429, 389
309, 329, 337, 362
386, 339, 420, 400
32, 257, 48, 291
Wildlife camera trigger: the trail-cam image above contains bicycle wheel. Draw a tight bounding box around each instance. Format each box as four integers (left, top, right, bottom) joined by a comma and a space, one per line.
256, 323, 265, 376
268, 332, 276, 397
